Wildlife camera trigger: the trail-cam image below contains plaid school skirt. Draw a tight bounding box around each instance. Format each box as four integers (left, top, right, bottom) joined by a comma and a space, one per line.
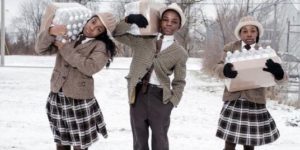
46, 91, 108, 149
216, 98, 279, 146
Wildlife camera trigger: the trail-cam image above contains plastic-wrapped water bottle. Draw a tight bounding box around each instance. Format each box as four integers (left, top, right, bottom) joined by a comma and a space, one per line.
78, 22, 83, 28
241, 48, 248, 53
240, 48, 248, 56
66, 24, 71, 30
230, 50, 240, 62
249, 48, 260, 59
67, 31, 73, 37
241, 48, 252, 60
71, 35, 77, 40
52, 5, 92, 43
225, 51, 233, 62
258, 47, 268, 58
233, 50, 240, 57
72, 24, 78, 29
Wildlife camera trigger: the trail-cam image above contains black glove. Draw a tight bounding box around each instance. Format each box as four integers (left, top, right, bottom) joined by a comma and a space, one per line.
263, 59, 284, 80
223, 63, 238, 78
126, 14, 149, 28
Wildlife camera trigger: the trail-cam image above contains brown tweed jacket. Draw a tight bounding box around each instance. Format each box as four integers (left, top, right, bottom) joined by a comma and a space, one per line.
113, 20, 188, 107
213, 40, 287, 104
35, 29, 109, 99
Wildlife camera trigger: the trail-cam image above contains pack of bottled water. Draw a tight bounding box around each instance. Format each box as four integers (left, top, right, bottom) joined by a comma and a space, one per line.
225, 46, 277, 63
124, 0, 165, 35
224, 46, 282, 92
52, 4, 92, 43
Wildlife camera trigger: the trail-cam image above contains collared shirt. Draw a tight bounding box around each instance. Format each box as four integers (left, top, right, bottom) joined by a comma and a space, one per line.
241, 41, 256, 50
81, 37, 94, 44
149, 33, 175, 85
157, 33, 175, 52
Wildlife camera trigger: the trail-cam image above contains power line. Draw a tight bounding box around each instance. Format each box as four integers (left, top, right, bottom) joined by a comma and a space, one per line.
91, 1, 300, 5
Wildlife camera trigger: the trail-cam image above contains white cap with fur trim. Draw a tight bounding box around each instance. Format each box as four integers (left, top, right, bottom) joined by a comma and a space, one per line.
96, 12, 117, 36
159, 3, 186, 28
234, 16, 264, 40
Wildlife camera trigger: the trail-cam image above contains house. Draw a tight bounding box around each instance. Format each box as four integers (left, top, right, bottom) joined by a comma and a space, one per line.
280, 0, 300, 57
252, 0, 299, 57
277, 0, 300, 57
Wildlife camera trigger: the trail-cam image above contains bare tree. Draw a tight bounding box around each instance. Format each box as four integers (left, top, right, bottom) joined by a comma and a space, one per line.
20, 0, 51, 40
8, 0, 51, 54
202, 0, 279, 73
11, 17, 31, 47
164, 0, 204, 56
54, 0, 91, 5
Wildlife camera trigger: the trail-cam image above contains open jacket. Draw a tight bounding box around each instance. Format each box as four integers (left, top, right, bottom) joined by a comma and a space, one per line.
35, 29, 109, 99
213, 40, 288, 104
113, 20, 188, 107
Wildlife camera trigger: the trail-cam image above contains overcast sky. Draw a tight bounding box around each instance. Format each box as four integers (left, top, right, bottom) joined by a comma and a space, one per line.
1, 0, 216, 32
3, 0, 27, 26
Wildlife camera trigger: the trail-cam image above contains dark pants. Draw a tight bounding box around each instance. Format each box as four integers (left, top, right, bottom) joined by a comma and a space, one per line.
130, 83, 173, 150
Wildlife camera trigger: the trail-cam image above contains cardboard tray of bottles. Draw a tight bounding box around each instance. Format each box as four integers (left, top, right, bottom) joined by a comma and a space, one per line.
124, 0, 165, 35
224, 47, 282, 92
40, 2, 92, 43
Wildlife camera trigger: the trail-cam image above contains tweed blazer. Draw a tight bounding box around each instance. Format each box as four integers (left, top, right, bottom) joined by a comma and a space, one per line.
113, 20, 188, 107
35, 29, 109, 99
213, 40, 287, 104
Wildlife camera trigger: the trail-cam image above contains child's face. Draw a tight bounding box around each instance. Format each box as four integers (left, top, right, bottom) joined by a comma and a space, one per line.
83, 16, 106, 38
239, 25, 258, 45
160, 10, 181, 35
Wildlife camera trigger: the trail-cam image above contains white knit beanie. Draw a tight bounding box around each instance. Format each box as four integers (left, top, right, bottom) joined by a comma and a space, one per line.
234, 16, 264, 40
159, 3, 186, 28
96, 12, 117, 36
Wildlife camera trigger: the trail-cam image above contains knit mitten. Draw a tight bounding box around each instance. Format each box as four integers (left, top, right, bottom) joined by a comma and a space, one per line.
263, 59, 284, 80
126, 14, 148, 28
223, 63, 238, 78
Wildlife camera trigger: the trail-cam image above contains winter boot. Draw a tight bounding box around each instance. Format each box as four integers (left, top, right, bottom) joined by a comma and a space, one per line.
73, 146, 88, 150
244, 145, 254, 150
56, 145, 70, 150
224, 141, 236, 150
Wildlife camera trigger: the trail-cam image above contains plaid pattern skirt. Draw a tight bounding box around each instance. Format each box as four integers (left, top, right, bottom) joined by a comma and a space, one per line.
46, 91, 108, 149
216, 98, 279, 146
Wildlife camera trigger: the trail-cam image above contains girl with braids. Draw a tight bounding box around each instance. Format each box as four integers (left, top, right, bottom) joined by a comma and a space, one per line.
35, 12, 117, 150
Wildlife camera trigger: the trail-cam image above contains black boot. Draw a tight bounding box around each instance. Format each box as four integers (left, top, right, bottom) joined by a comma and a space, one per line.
56, 145, 71, 150
73, 146, 88, 150
244, 145, 254, 150
224, 141, 236, 150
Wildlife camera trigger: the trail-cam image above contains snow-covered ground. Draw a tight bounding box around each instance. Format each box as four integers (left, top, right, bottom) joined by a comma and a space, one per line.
0, 56, 300, 150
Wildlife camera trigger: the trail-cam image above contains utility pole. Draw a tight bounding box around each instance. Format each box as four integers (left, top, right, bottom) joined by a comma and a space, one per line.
273, 2, 278, 51
1, 0, 5, 66
286, 19, 290, 53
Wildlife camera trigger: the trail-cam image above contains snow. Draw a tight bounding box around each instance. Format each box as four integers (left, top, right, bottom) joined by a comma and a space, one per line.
0, 56, 300, 150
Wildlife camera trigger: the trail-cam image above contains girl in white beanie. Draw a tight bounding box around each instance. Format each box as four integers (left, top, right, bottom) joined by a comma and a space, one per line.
213, 16, 287, 150
35, 12, 117, 150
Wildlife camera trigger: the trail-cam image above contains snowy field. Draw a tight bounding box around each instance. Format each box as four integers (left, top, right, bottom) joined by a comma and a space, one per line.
0, 56, 300, 150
